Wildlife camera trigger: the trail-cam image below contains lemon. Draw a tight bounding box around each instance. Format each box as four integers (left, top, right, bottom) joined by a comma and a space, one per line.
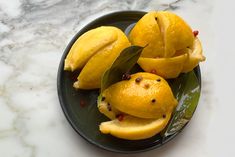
98, 72, 177, 140
64, 26, 118, 71
100, 72, 177, 119
156, 11, 194, 57
182, 37, 206, 72
129, 11, 194, 58
67, 26, 130, 89
129, 11, 165, 58
130, 11, 205, 78
138, 49, 189, 79
97, 96, 121, 120
138, 38, 205, 78
99, 113, 171, 140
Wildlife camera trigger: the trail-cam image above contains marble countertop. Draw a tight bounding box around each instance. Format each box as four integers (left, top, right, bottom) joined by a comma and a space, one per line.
1, 0, 235, 156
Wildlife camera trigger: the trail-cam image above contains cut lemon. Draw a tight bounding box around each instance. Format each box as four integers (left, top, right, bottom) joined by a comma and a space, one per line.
129, 11, 165, 58
100, 72, 177, 119
129, 11, 194, 58
71, 26, 130, 89
99, 113, 171, 140
182, 37, 206, 72
138, 38, 205, 78
64, 26, 118, 71
156, 11, 194, 57
138, 50, 188, 79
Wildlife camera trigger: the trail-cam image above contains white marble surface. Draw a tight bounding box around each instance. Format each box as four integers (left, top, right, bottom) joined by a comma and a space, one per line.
0, 0, 234, 156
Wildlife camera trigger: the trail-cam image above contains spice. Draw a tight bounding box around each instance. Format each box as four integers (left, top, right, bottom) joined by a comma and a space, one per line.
116, 114, 124, 121
162, 114, 166, 118
101, 96, 105, 101
151, 99, 156, 103
144, 83, 150, 89
156, 78, 161, 82
122, 73, 131, 80
80, 100, 86, 108
107, 103, 112, 111
135, 76, 143, 83
150, 69, 157, 74
193, 30, 199, 37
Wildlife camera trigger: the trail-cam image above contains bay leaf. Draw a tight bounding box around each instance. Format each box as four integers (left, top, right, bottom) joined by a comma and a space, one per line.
162, 71, 201, 138
101, 46, 143, 92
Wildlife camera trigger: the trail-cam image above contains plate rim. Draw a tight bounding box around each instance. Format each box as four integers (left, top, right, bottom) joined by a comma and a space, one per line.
57, 10, 202, 154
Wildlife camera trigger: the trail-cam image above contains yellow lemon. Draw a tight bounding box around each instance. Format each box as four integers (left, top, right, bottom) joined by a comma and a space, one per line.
66, 26, 130, 89
156, 11, 194, 57
138, 38, 205, 78
99, 113, 171, 140
129, 11, 165, 58
97, 95, 121, 120
138, 49, 189, 79
130, 11, 205, 78
98, 72, 177, 140
64, 26, 118, 71
100, 72, 177, 119
182, 37, 206, 72
129, 11, 194, 58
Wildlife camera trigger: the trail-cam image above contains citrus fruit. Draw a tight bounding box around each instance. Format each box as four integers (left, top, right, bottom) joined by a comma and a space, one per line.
64, 26, 130, 89
98, 72, 177, 140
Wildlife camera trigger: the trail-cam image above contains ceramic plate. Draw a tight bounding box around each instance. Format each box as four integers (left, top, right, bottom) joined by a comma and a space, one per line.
57, 11, 201, 153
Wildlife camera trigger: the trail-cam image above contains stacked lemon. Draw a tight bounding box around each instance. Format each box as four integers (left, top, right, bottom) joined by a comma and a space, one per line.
130, 11, 205, 78
98, 72, 177, 140
64, 26, 130, 89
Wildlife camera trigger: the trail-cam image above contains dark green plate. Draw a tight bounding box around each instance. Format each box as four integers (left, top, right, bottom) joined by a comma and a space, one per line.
57, 11, 201, 153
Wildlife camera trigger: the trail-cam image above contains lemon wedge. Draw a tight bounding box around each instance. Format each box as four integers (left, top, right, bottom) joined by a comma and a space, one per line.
100, 72, 177, 119
182, 37, 206, 72
100, 113, 171, 140
64, 26, 118, 71
64, 26, 130, 89
129, 11, 194, 58
98, 72, 177, 140
138, 37, 205, 78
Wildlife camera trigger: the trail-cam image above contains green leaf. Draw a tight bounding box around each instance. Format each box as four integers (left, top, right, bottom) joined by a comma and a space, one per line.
162, 71, 201, 138
101, 46, 143, 92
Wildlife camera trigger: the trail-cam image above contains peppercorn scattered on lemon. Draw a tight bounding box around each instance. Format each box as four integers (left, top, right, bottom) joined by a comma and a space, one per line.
98, 72, 177, 140
64, 26, 131, 89
129, 11, 205, 78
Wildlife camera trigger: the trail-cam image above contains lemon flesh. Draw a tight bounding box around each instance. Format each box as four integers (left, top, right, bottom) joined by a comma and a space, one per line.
97, 96, 121, 120
182, 37, 206, 72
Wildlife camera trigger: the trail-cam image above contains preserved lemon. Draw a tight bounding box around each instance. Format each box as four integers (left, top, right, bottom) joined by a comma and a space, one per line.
64, 26, 130, 89
98, 72, 177, 140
